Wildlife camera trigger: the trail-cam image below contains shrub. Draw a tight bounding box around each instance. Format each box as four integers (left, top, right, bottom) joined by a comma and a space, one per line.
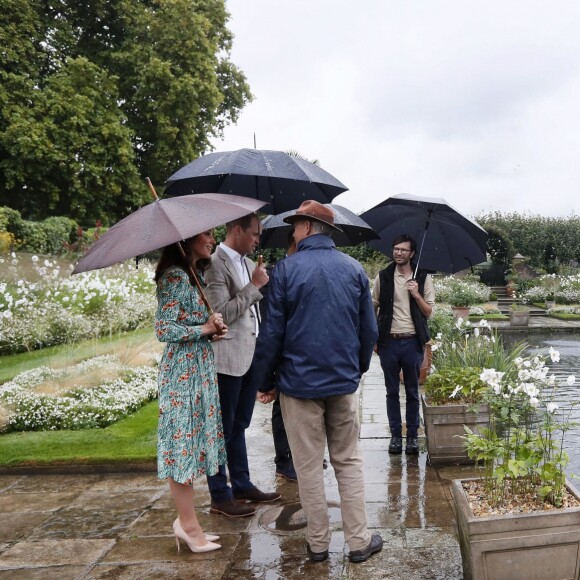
434, 275, 490, 306
424, 366, 487, 406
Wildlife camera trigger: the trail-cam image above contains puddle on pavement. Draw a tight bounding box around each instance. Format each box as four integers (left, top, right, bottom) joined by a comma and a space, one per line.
260, 502, 342, 534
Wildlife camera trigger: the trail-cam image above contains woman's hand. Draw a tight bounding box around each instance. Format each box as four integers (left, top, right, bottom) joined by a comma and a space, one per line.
202, 313, 228, 338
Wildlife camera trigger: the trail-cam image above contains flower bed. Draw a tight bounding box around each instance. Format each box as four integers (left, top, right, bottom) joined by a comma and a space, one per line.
0, 254, 156, 354
0, 355, 158, 431
521, 273, 580, 304
434, 275, 490, 305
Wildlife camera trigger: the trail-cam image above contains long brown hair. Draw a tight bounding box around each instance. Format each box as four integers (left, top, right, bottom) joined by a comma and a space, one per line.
154, 237, 210, 284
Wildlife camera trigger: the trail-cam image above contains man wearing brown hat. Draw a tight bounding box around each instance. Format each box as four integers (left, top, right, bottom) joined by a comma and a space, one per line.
249, 200, 383, 564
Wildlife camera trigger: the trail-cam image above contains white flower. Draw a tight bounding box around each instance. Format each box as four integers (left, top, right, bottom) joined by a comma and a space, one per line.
547, 402, 559, 413
474, 327, 480, 337
549, 346, 560, 363
450, 385, 462, 399
567, 375, 576, 386
31, 255, 39, 262
529, 397, 539, 407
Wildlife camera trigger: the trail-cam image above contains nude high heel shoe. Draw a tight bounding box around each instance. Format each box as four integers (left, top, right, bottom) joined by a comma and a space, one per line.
173, 519, 221, 553
173, 518, 219, 543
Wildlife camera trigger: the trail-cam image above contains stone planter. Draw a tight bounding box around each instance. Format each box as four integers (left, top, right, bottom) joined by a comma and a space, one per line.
451, 478, 580, 580
509, 310, 530, 326
451, 306, 470, 319
421, 395, 489, 465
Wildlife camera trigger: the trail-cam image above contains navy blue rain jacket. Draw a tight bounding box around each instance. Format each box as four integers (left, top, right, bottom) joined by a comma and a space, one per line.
250, 234, 378, 399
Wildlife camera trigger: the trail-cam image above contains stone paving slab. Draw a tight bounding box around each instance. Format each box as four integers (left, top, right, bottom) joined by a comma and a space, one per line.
0, 353, 472, 578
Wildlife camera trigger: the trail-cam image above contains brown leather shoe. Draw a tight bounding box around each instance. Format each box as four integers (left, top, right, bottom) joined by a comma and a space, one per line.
233, 486, 281, 503
210, 498, 256, 518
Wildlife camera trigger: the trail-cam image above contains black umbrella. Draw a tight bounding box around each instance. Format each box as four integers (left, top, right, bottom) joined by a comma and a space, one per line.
163, 148, 348, 214
360, 193, 488, 274
260, 203, 379, 248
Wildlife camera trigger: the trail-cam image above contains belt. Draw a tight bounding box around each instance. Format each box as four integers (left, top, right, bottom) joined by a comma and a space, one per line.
389, 333, 416, 340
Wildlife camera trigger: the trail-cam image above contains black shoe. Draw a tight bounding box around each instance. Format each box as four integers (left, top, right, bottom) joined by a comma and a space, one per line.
233, 486, 281, 503
405, 437, 419, 455
276, 463, 298, 481
349, 533, 383, 563
210, 498, 256, 518
388, 436, 403, 454
307, 543, 329, 562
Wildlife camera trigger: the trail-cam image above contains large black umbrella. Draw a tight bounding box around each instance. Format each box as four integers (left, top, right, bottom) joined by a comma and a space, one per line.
164, 148, 348, 214
360, 193, 488, 274
260, 203, 379, 248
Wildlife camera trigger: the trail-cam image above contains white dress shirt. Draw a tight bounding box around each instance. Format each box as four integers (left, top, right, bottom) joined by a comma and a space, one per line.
219, 242, 260, 335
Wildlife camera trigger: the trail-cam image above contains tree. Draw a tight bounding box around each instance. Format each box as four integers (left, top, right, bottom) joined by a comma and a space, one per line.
0, 0, 252, 222
484, 224, 514, 265
477, 212, 580, 270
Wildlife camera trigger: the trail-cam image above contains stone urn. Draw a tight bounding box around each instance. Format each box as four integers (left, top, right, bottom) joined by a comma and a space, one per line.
509, 309, 530, 326
451, 478, 580, 580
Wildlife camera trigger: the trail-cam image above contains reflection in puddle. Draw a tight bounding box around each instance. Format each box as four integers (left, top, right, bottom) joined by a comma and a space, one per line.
264, 502, 342, 533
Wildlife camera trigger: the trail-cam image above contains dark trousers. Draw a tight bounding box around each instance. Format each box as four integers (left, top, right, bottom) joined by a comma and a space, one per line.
272, 394, 292, 469
207, 372, 257, 502
378, 337, 423, 438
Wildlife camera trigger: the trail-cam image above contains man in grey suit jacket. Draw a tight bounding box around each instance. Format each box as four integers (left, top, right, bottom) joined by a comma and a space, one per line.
205, 213, 281, 518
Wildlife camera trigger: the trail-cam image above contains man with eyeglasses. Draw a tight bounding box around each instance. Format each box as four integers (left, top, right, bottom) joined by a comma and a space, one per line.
372, 234, 435, 455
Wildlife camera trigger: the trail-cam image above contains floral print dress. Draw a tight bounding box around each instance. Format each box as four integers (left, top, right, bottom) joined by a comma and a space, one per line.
155, 266, 226, 484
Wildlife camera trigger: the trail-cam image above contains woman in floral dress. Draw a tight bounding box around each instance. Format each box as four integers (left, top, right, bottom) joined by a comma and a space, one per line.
155, 231, 228, 553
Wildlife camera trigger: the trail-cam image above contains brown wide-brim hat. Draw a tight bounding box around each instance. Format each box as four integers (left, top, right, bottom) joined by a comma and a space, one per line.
283, 200, 343, 231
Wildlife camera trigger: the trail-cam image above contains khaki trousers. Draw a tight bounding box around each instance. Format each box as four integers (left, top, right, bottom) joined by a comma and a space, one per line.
280, 392, 371, 552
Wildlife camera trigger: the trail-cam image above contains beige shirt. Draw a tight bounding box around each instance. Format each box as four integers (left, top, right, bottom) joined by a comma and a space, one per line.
372, 270, 435, 334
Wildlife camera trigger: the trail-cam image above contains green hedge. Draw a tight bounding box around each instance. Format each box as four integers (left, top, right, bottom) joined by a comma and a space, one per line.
0, 206, 78, 254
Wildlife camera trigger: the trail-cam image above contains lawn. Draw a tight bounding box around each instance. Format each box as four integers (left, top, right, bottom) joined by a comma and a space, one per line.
0, 327, 157, 384
0, 326, 161, 466
0, 399, 157, 467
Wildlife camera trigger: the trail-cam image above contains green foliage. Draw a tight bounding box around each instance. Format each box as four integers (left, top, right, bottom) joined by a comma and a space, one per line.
424, 366, 487, 406
477, 212, 580, 270
432, 318, 527, 371
427, 308, 455, 339
484, 223, 515, 265
463, 355, 576, 508
0, 206, 78, 253
0, 0, 252, 223
434, 275, 490, 306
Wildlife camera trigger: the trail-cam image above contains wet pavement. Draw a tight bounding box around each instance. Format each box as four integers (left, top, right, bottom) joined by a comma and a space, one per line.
0, 354, 478, 579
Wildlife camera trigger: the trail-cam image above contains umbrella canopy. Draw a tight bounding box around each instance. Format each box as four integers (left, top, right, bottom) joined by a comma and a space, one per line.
164, 148, 348, 214
360, 194, 488, 274
72, 193, 266, 274
260, 203, 379, 248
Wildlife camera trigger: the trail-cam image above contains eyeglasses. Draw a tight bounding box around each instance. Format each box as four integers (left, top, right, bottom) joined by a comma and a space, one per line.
393, 247, 412, 254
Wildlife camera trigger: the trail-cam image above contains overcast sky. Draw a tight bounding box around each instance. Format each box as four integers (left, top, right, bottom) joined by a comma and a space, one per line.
213, 1, 580, 219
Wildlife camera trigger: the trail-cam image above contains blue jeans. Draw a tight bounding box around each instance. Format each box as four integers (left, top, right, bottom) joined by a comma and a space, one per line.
207, 373, 257, 502
378, 338, 423, 438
